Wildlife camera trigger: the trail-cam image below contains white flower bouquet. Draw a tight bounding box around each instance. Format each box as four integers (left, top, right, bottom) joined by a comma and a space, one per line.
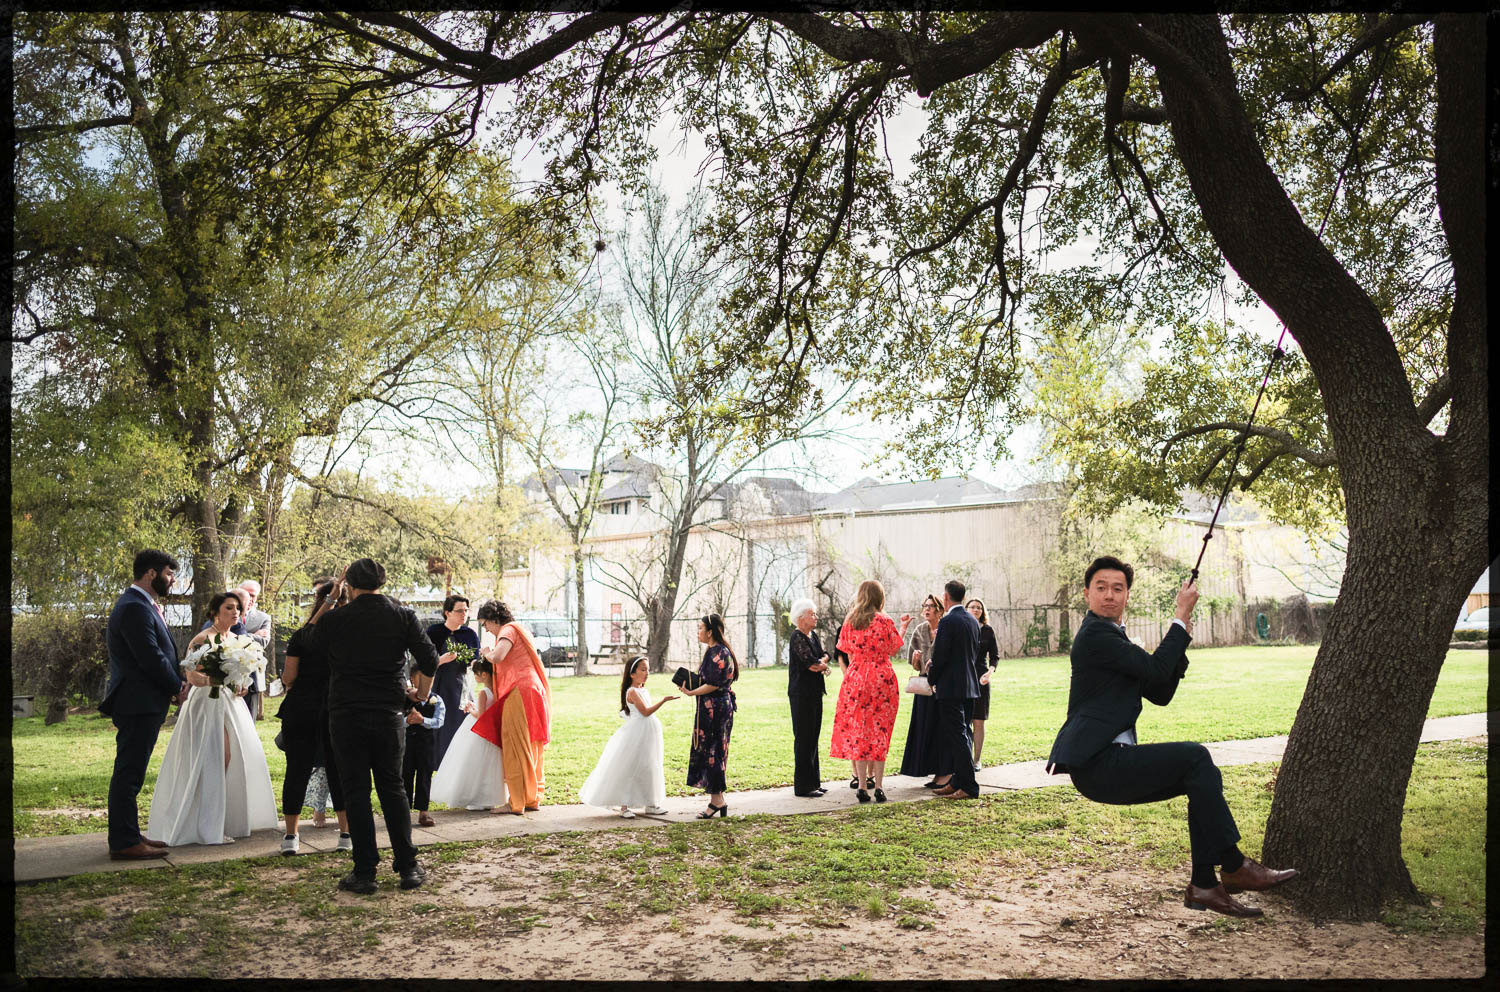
185, 632, 267, 698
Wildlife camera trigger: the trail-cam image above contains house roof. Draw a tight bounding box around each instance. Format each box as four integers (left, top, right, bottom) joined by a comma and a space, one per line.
812, 475, 1017, 513
599, 478, 652, 500
521, 467, 590, 494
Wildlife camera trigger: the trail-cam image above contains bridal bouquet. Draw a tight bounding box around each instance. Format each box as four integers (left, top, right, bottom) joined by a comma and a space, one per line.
184, 632, 267, 698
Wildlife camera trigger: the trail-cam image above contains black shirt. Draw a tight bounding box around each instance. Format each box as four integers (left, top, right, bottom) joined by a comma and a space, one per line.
311, 593, 440, 714
788, 628, 827, 697
279, 623, 332, 725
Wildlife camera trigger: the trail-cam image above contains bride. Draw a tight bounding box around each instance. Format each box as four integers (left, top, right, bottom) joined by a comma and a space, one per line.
147, 591, 278, 846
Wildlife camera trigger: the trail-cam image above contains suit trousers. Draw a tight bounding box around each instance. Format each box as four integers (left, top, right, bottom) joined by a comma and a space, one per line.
1069, 742, 1241, 868
108, 711, 167, 851
789, 693, 824, 794
402, 736, 434, 812
935, 697, 978, 795
329, 708, 418, 879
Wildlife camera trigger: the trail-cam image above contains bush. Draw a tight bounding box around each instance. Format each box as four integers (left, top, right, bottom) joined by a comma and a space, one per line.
1451, 629, 1488, 643
10, 610, 110, 723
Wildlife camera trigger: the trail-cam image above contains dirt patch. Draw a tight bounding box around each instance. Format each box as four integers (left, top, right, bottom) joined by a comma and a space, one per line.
34, 857, 1482, 981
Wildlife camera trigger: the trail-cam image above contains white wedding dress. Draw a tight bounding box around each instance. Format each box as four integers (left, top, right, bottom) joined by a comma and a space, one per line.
430, 688, 508, 810
147, 684, 278, 846
579, 688, 667, 810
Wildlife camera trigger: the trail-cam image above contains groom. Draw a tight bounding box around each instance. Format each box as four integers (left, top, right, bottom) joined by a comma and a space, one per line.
929, 579, 982, 800
102, 550, 188, 860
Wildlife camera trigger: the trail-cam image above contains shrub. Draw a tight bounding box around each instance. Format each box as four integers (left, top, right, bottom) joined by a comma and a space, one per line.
11, 610, 110, 723
1451, 629, 1488, 643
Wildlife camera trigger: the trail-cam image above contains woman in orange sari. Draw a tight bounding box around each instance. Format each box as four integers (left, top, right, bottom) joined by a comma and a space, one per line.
471, 600, 551, 815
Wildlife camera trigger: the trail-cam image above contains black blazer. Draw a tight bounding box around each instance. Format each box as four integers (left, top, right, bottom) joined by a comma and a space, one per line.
927, 606, 981, 700
100, 587, 182, 718
787, 629, 826, 697
1047, 612, 1191, 772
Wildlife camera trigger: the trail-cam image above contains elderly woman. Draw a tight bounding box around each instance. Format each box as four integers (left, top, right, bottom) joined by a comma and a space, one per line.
787, 598, 831, 798
471, 600, 551, 816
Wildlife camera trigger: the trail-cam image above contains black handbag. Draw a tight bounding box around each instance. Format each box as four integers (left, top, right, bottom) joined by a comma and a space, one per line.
273, 729, 287, 752
671, 666, 702, 691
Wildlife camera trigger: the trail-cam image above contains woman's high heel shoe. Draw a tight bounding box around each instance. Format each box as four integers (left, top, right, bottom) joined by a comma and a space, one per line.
865, 776, 875, 790
849, 776, 859, 789
856, 789, 871, 804
697, 802, 728, 819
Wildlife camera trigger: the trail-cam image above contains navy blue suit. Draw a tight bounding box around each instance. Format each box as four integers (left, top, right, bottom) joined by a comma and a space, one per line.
102, 586, 183, 850
927, 604, 981, 795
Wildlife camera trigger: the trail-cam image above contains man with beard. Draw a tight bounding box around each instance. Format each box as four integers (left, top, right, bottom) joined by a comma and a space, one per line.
102, 550, 188, 860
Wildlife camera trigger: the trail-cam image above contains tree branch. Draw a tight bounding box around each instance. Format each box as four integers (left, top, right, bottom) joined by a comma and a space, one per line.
1285, 13, 1431, 102
14, 114, 136, 143
1161, 421, 1336, 467
1413, 373, 1452, 427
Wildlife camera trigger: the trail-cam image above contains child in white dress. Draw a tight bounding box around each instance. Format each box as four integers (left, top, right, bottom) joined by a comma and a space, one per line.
430, 659, 507, 811
579, 656, 677, 817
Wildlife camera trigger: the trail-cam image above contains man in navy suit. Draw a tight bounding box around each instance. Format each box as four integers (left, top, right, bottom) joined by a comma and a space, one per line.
101, 550, 188, 860
1047, 556, 1298, 916
928, 579, 982, 800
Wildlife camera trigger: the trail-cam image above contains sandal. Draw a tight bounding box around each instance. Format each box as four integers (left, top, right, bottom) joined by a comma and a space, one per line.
865, 777, 875, 790
696, 803, 728, 819
849, 776, 859, 790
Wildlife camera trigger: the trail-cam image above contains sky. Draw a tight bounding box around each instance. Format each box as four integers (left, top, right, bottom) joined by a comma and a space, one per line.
372, 85, 1292, 499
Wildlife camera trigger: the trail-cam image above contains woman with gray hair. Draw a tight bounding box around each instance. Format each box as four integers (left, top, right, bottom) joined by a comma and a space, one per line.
787, 597, 831, 797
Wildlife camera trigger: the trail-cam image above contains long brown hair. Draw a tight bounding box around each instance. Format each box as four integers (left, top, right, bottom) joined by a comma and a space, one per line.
845, 580, 885, 631
619, 656, 647, 715
701, 614, 738, 681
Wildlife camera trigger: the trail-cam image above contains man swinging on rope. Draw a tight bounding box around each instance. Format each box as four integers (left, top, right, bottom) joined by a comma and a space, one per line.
1046, 556, 1300, 917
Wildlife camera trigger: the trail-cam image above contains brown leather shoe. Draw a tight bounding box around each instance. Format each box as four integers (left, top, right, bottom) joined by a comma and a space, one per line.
141, 837, 168, 849
940, 789, 977, 800
524, 805, 540, 812
110, 842, 169, 861
417, 812, 435, 828
932, 785, 959, 796
1184, 883, 1263, 917
1221, 857, 1299, 894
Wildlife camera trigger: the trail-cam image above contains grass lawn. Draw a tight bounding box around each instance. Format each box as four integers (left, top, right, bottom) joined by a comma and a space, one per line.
11, 643, 1488, 838
13, 739, 1485, 977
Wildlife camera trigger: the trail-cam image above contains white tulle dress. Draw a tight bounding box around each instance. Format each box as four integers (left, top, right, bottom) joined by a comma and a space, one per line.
579, 688, 667, 810
147, 684, 278, 846
430, 688, 508, 810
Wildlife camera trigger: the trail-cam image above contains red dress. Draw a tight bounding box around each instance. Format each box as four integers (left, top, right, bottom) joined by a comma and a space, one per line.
830, 613, 905, 761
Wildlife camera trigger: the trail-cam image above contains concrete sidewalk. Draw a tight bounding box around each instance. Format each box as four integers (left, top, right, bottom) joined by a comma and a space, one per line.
13, 712, 1487, 884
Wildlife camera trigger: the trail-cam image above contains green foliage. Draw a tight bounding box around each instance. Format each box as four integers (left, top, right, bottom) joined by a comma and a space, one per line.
1020, 607, 1051, 656
9, 611, 110, 714
1449, 630, 1487, 643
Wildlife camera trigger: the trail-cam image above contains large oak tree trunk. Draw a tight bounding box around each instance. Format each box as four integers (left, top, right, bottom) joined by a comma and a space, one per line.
1144, 14, 1489, 918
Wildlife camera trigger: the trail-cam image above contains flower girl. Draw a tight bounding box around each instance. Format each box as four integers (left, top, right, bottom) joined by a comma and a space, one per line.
579, 656, 676, 818
430, 659, 507, 811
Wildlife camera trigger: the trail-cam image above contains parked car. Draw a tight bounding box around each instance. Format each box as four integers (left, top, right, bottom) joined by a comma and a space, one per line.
1454, 606, 1490, 634
524, 616, 579, 670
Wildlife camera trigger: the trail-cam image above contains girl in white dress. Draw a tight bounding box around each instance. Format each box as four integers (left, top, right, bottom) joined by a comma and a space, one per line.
579, 656, 677, 817
148, 592, 278, 846
430, 658, 507, 810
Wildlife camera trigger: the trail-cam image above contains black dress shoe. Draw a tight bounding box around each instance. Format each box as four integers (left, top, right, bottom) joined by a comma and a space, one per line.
873, 788, 887, 803
811, 788, 827, 797
850, 776, 859, 789
338, 872, 377, 894
865, 776, 875, 790
398, 864, 426, 890
922, 779, 942, 789
856, 789, 871, 803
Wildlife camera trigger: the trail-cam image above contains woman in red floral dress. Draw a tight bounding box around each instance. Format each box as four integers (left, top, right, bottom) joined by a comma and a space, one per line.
831, 580, 911, 803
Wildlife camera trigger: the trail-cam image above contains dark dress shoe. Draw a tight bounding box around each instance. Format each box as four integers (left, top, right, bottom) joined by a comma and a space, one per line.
856, 789, 872, 803
850, 776, 860, 789
1221, 858, 1299, 894
922, 779, 942, 789
398, 864, 426, 890
1184, 883, 1263, 917
865, 776, 875, 790
417, 812, 436, 827
873, 788, 888, 803
110, 842, 169, 861
337, 872, 378, 894
141, 837, 168, 849
811, 788, 827, 796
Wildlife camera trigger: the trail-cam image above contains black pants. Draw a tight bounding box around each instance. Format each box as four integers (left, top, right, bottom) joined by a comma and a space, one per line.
1069, 742, 1241, 869
243, 686, 260, 721
329, 708, 417, 879
402, 738, 434, 812
108, 710, 166, 851
935, 697, 978, 795
789, 693, 823, 795
282, 713, 344, 817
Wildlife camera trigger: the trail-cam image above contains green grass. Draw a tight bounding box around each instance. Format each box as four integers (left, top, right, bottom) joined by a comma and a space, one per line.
13, 739, 1484, 977
10, 644, 1489, 837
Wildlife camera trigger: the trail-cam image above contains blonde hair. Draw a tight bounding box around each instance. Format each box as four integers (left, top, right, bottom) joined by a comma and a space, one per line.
844, 580, 885, 631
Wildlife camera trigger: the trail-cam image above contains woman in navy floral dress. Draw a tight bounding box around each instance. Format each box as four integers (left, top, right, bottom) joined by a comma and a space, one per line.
682, 614, 739, 817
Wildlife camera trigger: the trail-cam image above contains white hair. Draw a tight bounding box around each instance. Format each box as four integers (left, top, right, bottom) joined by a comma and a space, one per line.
789, 598, 816, 624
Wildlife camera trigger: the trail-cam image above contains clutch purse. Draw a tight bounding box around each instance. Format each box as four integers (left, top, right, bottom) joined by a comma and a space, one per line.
904, 675, 933, 696
671, 666, 702, 691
